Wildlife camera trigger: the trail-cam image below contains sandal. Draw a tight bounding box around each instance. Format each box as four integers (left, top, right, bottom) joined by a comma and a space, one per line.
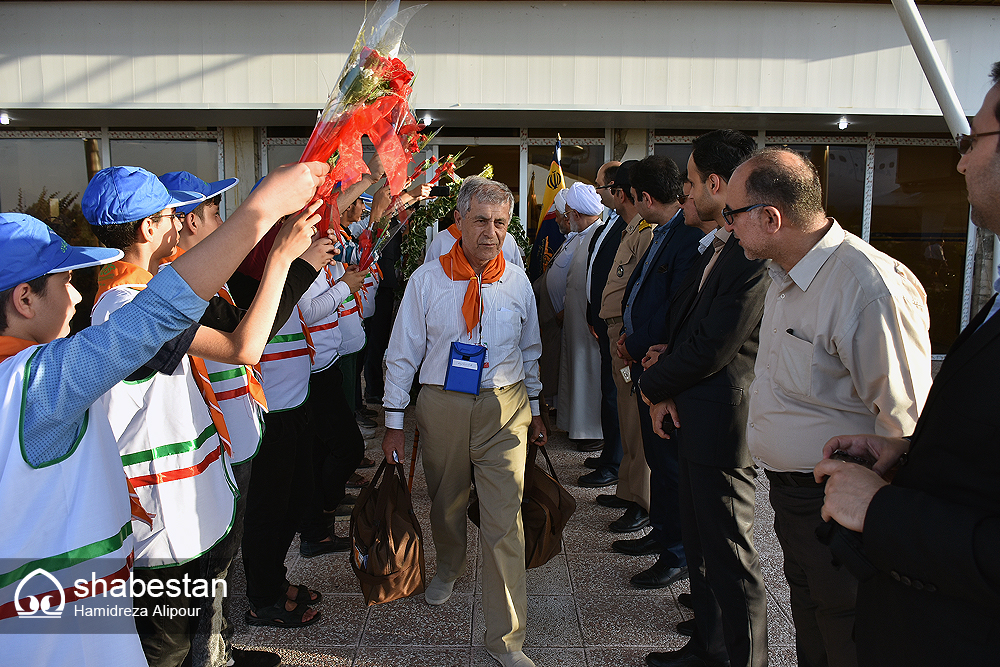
283, 581, 322, 605
358, 456, 376, 469
245, 600, 321, 628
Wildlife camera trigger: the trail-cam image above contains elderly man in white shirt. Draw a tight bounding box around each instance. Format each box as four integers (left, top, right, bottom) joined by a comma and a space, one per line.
381, 176, 545, 667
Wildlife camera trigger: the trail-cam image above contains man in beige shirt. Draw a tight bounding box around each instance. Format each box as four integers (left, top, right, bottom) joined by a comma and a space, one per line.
598, 162, 656, 532
724, 148, 931, 667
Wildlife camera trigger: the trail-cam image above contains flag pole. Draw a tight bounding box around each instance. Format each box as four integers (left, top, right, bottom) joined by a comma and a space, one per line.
889, 0, 969, 139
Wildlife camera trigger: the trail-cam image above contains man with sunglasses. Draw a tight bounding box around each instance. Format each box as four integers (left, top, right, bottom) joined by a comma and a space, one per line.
814, 62, 1000, 667
723, 148, 932, 667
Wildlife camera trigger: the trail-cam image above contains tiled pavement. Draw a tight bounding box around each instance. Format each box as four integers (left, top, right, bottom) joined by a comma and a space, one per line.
232, 405, 797, 666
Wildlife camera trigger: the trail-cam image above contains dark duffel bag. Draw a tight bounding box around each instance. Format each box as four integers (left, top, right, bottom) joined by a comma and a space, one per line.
469, 443, 576, 569
350, 460, 426, 605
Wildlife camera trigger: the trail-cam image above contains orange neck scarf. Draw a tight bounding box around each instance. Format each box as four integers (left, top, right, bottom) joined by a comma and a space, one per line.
447, 223, 461, 240
95, 261, 154, 303
0, 336, 36, 363
439, 240, 506, 336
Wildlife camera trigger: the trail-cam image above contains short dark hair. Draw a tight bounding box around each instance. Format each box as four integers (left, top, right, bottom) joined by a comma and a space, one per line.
90, 218, 146, 251
629, 155, 683, 205
0, 275, 49, 334
742, 147, 825, 228
191, 194, 222, 220
691, 129, 757, 182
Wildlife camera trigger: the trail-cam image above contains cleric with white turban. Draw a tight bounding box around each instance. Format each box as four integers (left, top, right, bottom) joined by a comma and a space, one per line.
565, 182, 604, 231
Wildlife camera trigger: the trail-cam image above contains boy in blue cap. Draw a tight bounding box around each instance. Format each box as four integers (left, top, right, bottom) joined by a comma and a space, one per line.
158, 171, 335, 667
83, 166, 332, 665
0, 160, 328, 667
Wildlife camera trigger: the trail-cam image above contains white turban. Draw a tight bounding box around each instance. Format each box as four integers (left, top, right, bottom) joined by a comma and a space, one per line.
565, 182, 603, 216
553, 188, 568, 214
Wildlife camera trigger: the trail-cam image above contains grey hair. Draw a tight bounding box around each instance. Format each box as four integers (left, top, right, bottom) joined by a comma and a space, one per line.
456, 176, 514, 217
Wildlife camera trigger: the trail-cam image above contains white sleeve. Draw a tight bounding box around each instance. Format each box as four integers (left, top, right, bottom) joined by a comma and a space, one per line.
382, 275, 429, 428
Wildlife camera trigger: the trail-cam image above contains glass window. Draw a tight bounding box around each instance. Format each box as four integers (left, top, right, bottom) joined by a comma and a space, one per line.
526, 144, 602, 233
770, 144, 866, 238
110, 139, 218, 180
0, 139, 91, 213
870, 146, 968, 353
267, 144, 307, 172
653, 144, 693, 174
438, 144, 520, 197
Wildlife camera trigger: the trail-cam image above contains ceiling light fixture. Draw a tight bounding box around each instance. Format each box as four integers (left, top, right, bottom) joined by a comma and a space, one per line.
421, 115, 433, 127
0, 112, 9, 125
838, 116, 849, 130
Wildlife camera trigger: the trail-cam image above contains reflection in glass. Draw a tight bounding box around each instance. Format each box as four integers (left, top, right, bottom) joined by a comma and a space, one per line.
110, 140, 218, 180
653, 145, 692, 176
870, 146, 969, 353
776, 144, 866, 238
0, 139, 90, 211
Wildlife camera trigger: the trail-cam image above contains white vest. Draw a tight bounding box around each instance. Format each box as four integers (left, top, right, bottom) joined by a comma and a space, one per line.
258, 307, 313, 411
304, 268, 344, 373
0, 347, 147, 666
94, 287, 238, 568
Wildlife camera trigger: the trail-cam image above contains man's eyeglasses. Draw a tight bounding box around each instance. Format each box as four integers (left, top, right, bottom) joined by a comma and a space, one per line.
956, 130, 1000, 156
677, 194, 689, 205
150, 212, 185, 223
595, 184, 615, 191
721, 203, 770, 226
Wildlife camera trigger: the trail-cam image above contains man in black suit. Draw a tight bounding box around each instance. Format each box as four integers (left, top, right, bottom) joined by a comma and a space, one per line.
637, 130, 768, 667
816, 62, 1000, 667
579, 160, 628, 489
615, 156, 703, 587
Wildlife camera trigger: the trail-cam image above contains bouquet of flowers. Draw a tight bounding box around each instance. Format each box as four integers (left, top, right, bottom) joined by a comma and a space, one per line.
357, 148, 469, 271
299, 0, 426, 235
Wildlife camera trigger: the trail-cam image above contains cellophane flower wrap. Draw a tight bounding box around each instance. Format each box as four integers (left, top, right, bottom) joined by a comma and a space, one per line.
299, 0, 425, 236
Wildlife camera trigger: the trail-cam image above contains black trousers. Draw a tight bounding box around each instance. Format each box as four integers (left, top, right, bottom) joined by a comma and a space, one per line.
679, 456, 767, 667
635, 388, 685, 566
134, 559, 202, 667
593, 322, 623, 473
299, 363, 365, 542
364, 284, 396, 403
768, 476, 858, 667
189, 459, 253, 667
241, 403, 313, 611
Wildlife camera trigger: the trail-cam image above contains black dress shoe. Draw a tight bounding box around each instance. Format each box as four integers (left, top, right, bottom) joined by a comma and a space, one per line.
596, 494, 632, 509
572, 438, 604, 452
229, 648, 281, 667
609, 505, 650, 533
676, 618, 696, 636
578, 468, 618, 488
631, 558, 689, 589
300, 534, 351, 558
611, 533, 660, 556
677, 592, 694, 610
584, 456, 601, 470
230, 647, 281, 667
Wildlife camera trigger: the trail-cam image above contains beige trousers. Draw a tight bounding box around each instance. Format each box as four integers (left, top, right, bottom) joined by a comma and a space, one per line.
608, 322, 651, 510
416, 382, 531, 653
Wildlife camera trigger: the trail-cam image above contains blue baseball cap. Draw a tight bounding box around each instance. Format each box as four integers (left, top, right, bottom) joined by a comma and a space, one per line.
0, 213, 123, 292
158, 171, 239, 215
358, 193, 373, 211
82, 166, 205, 226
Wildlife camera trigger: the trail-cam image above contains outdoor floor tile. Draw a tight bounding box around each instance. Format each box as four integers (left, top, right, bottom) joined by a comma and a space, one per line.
235, 645, 355, 666
525, 554, 572, 595
356, 646, 471, 667
585, 647, 670, 667
577, 595, 686, 647
767, 590, 797, 647
248, 594, 368, 647
286, 550, 360, 596
472, 594, 582, 648
567, 553, 671, 596
471, 646, 586, 666
364, 591, 474, 646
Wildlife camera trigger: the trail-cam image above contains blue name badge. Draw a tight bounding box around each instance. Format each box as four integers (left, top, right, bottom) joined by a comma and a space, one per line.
443, 341, 486, 395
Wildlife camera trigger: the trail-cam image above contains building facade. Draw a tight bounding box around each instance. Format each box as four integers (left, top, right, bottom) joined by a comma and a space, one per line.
2, 0, 997, 353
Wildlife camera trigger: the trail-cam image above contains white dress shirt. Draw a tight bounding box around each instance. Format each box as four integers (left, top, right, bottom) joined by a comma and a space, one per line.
383, 260, 543, 429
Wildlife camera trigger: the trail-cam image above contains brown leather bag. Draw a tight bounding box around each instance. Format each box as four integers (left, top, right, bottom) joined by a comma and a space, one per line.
468, 443, 576, 569
350, 460, 426, 605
